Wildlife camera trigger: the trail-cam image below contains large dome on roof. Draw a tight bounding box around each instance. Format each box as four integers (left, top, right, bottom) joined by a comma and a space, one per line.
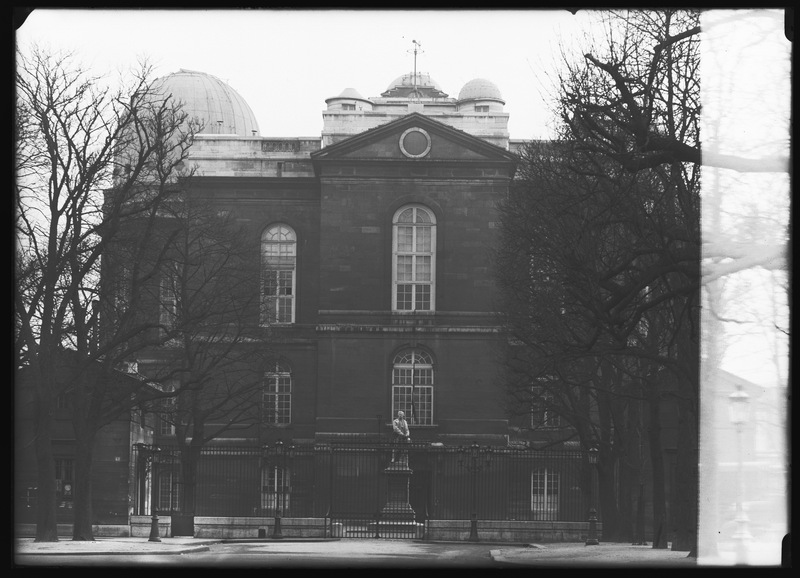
151, 69, 260, 136
458, 78, 504, 103
381, 72, 448, 98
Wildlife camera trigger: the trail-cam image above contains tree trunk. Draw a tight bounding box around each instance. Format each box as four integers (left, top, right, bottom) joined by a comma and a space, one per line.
671, 300, 700, 555
671, 394, 698, 553
71, 431, 97, 540
181, 443, 201, 514
33, 397, 58, 542
616, 451, 635, 542
648, 389, 668, 549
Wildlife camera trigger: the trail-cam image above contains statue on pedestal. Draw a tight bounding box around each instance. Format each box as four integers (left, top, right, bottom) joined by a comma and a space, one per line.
391, 411, 411, 464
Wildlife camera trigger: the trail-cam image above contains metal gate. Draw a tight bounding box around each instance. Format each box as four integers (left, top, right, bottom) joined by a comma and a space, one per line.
134, 442, 590, 539
327, 442, 426, 539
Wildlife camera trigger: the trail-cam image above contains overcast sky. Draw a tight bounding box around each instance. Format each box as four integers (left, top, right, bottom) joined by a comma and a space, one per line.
16, 8, 598, 140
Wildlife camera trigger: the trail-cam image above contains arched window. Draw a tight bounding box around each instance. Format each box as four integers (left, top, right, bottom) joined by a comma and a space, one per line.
391, 349, 434, 425
392, 205, 436, 312
263, 361, 292, 425
261, 224, 297, 324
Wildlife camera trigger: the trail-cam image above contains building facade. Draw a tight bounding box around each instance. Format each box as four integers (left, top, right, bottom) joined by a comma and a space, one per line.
144, 69, 520, 448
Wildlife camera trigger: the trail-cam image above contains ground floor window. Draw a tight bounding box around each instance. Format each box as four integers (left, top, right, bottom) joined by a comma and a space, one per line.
531, 468, 559, 520
55, 458, 74, 508
158, 470, 180, 512
261, 465, 291, 514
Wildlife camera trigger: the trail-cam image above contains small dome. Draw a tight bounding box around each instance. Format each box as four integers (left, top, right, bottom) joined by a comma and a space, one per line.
382, 72, 448, 98
325, 87, 372, 105
151, 69, 260, 137
458, 78, 504, 103
337, 87, 365, 100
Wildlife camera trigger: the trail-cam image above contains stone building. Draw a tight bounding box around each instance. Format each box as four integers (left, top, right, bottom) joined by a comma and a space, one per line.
144, 68, 520, 448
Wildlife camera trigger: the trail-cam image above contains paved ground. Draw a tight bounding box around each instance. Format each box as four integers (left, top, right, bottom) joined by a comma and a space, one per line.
12, 536, 787, 567
10, 537, 682, 566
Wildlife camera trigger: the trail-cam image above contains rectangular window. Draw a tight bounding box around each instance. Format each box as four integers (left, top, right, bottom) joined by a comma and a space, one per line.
160, 269, 178, 332
531, 386, 561, 429
397, 226, 413, 251
113, 266, 132, 312
341, 103, 356, 110
262, 269, 295, 324
392, 385, 434, 425
531, 469, 559, 520
261, 466, 291, 513
475, 105, 490, 113
396, 284, 413, 310
263, 375, 292, 424
415, 285, 431, 311
158, 411, 175, 436
158, 471, 180, 512
55, 458, 74, 507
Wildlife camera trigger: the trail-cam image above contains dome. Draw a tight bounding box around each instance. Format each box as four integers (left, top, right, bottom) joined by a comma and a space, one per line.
151, 69, 260, 137
336, 87, 365, 100
385, 72, 443, 93
381, 72, 448, 98
325, 87, 372, 105
457, 78, 504, 103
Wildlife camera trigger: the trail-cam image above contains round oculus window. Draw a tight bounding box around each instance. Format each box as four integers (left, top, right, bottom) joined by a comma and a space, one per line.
399, 127, 431, 158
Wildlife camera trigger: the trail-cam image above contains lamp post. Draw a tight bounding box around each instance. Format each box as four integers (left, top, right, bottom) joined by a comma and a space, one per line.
458, 442, 492, 542
728, 384, 750, 565
136, 443, 162, 542
585, 446, 599, 546
271, 439, 285, 539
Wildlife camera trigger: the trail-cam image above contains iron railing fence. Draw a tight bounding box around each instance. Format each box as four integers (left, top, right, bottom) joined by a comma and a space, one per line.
132, 442, 592, 524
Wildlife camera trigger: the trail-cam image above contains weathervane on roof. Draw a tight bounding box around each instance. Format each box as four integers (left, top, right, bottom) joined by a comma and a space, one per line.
407, 39, 424, 101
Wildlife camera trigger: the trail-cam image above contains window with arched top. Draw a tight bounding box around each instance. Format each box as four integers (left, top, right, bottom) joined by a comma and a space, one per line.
261, 224, 297, 325
391, 349, 434, 425
392, 205, 436, 312
263, 361, 292, 425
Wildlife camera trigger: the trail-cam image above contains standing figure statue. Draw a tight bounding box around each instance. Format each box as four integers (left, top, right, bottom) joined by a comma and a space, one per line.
391, 411, 411, 463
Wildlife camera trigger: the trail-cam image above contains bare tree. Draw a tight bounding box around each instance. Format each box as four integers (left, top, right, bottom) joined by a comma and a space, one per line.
547, 9, 705, 553
129, 194, 270, 521
15, 46, 195, 541
497, 135, 698, 543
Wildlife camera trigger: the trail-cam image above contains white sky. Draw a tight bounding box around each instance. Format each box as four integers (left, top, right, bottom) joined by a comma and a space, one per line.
15, 8, 595, 140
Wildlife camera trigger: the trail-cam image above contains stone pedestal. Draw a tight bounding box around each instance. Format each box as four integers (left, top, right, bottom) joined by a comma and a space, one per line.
381, 460, 415, 518
378, 460, 416, 536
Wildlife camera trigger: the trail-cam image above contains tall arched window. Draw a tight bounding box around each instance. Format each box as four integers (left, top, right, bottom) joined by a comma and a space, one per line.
261, 224, 296, 324
263, 361, 292, 425
392, 349, 434, 425
392, 205, 436, 312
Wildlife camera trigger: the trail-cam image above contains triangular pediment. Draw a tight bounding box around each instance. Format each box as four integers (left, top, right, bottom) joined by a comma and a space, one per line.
310, 113, 518, 164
